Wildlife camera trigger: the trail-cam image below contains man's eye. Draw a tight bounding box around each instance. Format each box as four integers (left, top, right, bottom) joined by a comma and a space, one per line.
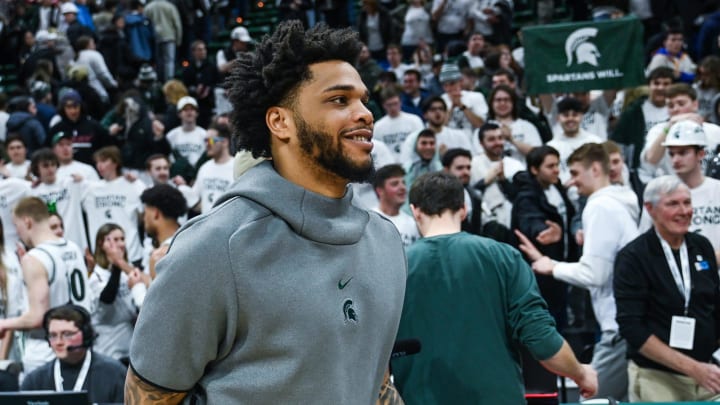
331, 97, 347, 104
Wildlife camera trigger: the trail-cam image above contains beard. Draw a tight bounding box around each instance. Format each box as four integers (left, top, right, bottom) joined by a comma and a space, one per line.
295, 114, 375, 183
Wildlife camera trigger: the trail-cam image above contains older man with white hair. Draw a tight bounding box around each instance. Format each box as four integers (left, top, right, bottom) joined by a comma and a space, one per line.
615, 175, 720, 402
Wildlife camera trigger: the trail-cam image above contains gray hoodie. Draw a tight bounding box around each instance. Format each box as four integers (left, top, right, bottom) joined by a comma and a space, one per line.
130, 161, 407, 404
554, 184, 639, 332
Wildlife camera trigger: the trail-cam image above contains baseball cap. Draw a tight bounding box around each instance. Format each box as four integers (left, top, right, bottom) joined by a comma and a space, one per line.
61, 2, 79, 14
51, 131, 73, 146
439, 63, 461, 83
30, 81, 51, 99
662, 120, 707, 147
59, 88, 82, 106
557, 97, 584, 114
177, 96, 198, 110
230, 26, 252, 42
35, 30, 59, 43
137, 64, 157, 82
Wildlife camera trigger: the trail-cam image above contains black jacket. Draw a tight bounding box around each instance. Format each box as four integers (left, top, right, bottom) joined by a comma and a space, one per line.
48, 115, 115, 165
511, 171, 578, 326
511, 171, 578, 262
615, 229, 720, 374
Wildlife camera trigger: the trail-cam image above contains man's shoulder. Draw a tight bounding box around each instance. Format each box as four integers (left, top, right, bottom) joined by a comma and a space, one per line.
174, 194, 273, 243
91, 351, 127, 375
21, 360, 54, 389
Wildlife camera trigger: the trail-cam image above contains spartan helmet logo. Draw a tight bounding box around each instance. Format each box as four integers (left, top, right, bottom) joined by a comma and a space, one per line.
565, 27, 601, 67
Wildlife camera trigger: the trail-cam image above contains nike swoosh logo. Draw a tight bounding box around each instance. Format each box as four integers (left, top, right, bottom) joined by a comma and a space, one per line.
338, 277, 353, 290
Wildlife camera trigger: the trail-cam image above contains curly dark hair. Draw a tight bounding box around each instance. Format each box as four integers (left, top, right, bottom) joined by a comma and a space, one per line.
226, 20, 363, 158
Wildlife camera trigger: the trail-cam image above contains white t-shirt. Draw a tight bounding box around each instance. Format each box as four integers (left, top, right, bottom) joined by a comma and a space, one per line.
388, 63, 414, 82
166, 126, 207, 166
471, 118, 542, 161
373, 208, 420, 248
551, 96, 611, 140
462, 51, 484, 70
694, 85, 719, 121
6, 161, 30, 179
193, 158, 234, 214
442, 90, 489, 140
89, 265, 138, 360
82, 177, 146, 263
401, 6, 433, 46
470, 153, 524, 228
548, 129, 603, 182
639, 121, 720, 183
641, 99, 669, 134
0, 177, 31, 248
373, 112, 425, 158
688, 177, 720, 251
31, 178, 89, 251
57, 160, 100, 182
351, 140, 397, 210
432, 0, 471, 34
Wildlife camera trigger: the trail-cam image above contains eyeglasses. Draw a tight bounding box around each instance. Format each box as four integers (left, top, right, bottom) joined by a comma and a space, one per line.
48, 330, 80, 342
205, 137, 224, 146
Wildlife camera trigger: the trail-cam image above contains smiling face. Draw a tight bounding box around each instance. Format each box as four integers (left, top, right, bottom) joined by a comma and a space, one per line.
608, 152, 624, 184
446, 155, 471, 185
288, 61, 375, 183
491, 89, 514, 119
377, 175, 407, 208
568, 161, 597, 197
558, 110, 582, 136
648, 187, 692, 242
667, 94, 698, 116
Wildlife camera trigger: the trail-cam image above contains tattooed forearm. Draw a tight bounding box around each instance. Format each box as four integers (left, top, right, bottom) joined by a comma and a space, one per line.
125, 367, 188, 405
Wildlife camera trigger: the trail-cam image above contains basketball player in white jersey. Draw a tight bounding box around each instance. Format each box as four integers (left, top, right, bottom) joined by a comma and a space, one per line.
0, 197, 91, 374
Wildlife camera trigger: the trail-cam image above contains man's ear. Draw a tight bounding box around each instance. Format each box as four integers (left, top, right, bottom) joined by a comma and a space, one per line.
266, 106, 293, 143
459, 204, 468, 222
410, 204, 423, 223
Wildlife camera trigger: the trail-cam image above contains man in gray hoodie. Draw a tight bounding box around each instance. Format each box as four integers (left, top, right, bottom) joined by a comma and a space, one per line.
126, 21, 407, 404
516, 142, 640, 401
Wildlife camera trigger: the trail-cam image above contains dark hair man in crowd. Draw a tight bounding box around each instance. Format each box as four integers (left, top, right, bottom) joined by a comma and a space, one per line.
126, 21, 406, 404
512, 145, 577, 328
392, 172, 597, 403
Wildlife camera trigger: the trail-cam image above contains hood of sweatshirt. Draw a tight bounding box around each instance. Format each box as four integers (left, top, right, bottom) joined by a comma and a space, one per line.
6, 112, 33, 131
589, 184, 640, 223
214, 161, 370, 245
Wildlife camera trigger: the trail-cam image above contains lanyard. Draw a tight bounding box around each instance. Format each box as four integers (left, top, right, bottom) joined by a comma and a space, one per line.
54, 350, 91, 392
657, 231, 691, 315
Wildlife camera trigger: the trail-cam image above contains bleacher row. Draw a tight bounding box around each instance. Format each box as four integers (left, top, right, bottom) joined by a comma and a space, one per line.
0, 0, 576, 94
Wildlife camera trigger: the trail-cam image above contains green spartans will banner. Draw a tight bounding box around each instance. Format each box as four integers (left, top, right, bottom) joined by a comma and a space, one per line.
523, 17, 645, 95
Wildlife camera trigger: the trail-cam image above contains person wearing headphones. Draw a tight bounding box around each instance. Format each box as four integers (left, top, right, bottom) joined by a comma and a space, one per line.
20, 304, 126, 403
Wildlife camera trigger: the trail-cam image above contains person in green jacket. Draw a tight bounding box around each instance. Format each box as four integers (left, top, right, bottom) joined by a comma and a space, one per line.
611, 67, 674, 169
392, 172, 597, 404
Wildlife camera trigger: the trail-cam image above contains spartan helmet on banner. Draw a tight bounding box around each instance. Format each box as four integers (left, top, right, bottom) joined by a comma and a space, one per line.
565, 27, 601, 67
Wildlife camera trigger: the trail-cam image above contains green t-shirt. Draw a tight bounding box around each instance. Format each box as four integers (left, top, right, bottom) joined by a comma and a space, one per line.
392, 232, 563, 404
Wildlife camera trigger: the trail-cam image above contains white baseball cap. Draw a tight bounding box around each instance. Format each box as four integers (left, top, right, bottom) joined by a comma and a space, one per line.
662, 120, 707, 147
231, 26, 252, 43
61, 2, 79, 14
176, 96, 198, 111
